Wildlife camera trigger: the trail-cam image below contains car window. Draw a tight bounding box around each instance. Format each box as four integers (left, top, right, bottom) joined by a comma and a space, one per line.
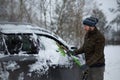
20, 34, 37, 53
4, 34, 22, 54
0, 34, 45, 54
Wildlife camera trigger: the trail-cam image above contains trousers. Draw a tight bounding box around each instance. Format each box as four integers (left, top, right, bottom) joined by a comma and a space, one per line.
87, 66, 105, 80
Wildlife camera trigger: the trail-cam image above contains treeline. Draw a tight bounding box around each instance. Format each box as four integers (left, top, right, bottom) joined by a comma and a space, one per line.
0, 0, 119, 46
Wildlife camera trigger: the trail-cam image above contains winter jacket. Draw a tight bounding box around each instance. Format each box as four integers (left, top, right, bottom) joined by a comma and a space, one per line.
75, 28, 105, 67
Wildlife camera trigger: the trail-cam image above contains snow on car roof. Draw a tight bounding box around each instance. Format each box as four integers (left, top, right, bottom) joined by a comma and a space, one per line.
0, 22, 39, 34
0, 22, 55, 35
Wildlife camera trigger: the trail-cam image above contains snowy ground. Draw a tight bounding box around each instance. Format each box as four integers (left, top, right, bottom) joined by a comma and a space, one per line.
104, 45, 120, 80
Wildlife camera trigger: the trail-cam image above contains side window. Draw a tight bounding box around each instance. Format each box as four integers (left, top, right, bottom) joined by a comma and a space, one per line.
3, 34, 40, 54
20, 34, 39, 54
5, 35, 22, 54
20, 34, 45, 54
21, 35, 33, 51
0, 35, 5, 51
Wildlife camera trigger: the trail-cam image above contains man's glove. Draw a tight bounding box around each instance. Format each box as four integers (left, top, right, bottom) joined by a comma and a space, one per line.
66, 50, 76, 56
80, 64, 89, 72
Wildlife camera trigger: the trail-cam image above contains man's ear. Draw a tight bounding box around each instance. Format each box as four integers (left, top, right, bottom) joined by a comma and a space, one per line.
90, 27, 95, 31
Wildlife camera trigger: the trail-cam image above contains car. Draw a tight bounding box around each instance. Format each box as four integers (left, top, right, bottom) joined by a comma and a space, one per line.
0, 22, 85, 80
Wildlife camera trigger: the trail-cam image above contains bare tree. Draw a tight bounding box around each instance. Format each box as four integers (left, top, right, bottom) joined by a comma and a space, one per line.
110, 0, 120, 31
0, 0, 8, 21
54, 0, 85, 47
0, 0, 92, 46
91, 8, 107, 34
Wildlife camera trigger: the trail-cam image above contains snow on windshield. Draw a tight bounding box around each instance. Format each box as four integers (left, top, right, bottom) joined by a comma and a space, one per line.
29, 36, 72, 74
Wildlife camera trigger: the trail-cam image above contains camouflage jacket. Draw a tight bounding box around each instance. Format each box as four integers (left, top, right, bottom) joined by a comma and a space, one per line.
75, 28, 105, 67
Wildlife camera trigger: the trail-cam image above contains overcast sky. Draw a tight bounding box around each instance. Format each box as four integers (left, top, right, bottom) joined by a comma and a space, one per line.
96, 0, 117, 22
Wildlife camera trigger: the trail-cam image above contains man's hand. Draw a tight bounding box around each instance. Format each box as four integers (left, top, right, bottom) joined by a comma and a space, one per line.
66, 50, 76, 56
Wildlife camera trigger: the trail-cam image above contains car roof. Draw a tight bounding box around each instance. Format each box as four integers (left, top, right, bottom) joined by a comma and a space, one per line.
0, 22, 56, 36
0, 22, 55, 36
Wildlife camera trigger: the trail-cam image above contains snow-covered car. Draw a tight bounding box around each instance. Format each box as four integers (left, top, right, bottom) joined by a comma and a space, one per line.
0, 22, 84, 80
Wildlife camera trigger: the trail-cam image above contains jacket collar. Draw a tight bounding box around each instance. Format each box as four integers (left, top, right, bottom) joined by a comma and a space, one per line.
88, 27, 98, 35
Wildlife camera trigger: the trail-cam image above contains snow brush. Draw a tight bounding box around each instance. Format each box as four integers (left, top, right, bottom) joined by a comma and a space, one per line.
57, 43, 81, 67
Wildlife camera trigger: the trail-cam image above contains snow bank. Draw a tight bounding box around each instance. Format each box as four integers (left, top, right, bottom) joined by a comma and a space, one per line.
104, 45, 120, 80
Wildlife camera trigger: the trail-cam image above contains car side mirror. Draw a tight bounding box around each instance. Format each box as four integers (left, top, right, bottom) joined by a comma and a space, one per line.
70, 46, 77, 51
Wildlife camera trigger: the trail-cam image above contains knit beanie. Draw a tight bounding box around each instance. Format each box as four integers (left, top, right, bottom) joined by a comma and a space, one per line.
83, 17, 98, 27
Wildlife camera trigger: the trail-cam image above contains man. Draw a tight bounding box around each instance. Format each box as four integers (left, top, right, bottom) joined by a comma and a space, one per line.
74, 17, 105, 80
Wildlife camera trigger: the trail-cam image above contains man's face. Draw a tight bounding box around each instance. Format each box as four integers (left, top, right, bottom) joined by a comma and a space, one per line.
83, 25, 95, 32
84, 25, 90, 31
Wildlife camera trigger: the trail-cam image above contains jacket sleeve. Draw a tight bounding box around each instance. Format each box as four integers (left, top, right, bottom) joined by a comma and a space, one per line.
74, 45, 84, 55
86, 36, 105, 66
